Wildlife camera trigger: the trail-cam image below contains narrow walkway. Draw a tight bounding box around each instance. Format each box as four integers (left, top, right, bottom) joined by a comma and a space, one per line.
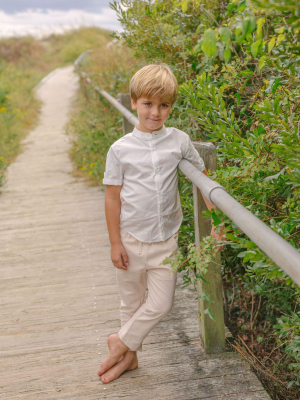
0, 66, 270, 399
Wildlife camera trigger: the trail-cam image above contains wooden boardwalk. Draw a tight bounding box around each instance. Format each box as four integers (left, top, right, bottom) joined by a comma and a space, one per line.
0, 66, 271, 400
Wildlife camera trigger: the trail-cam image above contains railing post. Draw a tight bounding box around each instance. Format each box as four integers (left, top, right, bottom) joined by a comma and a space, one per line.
192, 142, 225, 353
117, 94, 135, 135
79, 75, 90, 103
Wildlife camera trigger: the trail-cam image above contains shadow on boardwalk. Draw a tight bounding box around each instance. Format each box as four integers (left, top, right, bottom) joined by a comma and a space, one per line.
0, 66, 270, 400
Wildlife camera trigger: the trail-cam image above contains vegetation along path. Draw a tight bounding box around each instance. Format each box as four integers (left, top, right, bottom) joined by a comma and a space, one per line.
0, 65, 271, 399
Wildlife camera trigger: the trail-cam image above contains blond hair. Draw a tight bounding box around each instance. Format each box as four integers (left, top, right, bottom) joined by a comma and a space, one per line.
129, 64, 178, 105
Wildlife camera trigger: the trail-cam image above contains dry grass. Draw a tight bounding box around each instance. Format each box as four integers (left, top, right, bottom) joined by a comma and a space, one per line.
228, 336, 295, 400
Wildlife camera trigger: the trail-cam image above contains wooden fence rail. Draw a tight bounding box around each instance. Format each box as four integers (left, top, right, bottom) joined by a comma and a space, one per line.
74, 53, 300, 354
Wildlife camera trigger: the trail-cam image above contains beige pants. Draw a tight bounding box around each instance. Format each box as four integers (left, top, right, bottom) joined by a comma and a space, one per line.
116, 228, 178, 352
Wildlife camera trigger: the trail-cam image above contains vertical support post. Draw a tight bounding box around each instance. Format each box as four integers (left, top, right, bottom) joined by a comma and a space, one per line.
117, 94, 135, 135
192, 142, 225, 353
80, 76, 89, 103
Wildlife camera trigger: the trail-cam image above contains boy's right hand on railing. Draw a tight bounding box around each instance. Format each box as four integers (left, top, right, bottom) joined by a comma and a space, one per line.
111, 243, 129, 270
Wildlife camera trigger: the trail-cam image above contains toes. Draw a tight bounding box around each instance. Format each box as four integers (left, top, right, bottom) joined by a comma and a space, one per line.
99, 355, 138, 383
101, 375, 111, 384
98, 360, 110, 376
97, 352, 122, 376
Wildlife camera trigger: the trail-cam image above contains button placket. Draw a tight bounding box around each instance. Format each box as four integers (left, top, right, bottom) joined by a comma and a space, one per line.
151, 137, 165, 239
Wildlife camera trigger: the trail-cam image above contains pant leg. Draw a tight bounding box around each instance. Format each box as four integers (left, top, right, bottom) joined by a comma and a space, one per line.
116, 228, 147, 352
118, 231, 178, 351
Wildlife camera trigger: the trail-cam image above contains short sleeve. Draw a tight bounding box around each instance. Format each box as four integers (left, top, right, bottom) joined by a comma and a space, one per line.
182, 135, 206, 171
102, 146, 123, 185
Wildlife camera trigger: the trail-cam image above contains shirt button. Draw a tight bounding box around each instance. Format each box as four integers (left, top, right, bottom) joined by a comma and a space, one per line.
157, 167, 160, 172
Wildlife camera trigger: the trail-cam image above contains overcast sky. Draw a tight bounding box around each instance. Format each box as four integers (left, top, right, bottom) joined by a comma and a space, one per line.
0, 0, 122, 38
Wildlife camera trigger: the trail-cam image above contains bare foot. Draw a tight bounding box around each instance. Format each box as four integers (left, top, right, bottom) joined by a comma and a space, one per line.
101, 351, 138, 384
97, 334, 129, 376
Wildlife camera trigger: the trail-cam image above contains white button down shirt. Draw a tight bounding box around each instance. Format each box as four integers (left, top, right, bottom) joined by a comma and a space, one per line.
103, 124, 206, 243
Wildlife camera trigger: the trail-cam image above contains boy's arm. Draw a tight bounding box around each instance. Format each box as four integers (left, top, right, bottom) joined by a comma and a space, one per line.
201, 169, 216, 211
181, 136, 225, 245
105, 185, 129, 270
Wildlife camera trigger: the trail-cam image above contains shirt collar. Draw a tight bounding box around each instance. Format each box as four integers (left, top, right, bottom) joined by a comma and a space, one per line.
132, 124, 167, 140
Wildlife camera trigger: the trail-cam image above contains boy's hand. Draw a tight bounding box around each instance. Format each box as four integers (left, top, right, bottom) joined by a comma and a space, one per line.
111, 243, 129, 270
210, 224, 226, 251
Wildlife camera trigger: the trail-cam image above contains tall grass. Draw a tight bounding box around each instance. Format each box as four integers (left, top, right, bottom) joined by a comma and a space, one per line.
0, 27, 112, 187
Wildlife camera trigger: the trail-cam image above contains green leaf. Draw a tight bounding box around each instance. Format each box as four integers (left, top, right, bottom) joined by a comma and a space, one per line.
246, 241, 257, 249
204, 307, 216, 321
235, 93, 241, 105
268, 37, 276, 53
211, 211, 222, 225
181, 0, 188, 13
251, 39, 261, 57
267, 268, 281, 278
239, 69, 253, 76
249, 15, 256, 32
271, 78, 282, 94
256, 17, 265, 39
246, 33, 253, 42
258, 55, 267, 71
276, 34, 286, 46
274, 27, 285, 34
227, 3, 237, 16
195, 273, 211, 284
224, 47, 231, 63
219, 27, 231, 45
237, 251, 248, 258
238, 0, 246, 12
244, 252, 261, 262
225, 233, 237, 241
201, 29, 217, 57
263, 167, 286, 182
199, 290, 214, 303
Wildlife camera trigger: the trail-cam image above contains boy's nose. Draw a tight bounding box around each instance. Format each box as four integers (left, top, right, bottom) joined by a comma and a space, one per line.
152, 107, 160, 116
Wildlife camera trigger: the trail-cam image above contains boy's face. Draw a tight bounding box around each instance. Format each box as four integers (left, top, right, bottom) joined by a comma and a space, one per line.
131, 96, 172, 133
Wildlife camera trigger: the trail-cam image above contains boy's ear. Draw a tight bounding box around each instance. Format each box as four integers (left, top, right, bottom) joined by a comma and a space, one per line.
131, 97, 137, 110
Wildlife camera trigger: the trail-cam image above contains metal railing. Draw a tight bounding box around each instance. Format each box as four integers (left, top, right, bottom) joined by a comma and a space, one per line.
74, 53, 300, 353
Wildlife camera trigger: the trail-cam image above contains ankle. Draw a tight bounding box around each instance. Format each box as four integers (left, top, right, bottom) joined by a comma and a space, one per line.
126, 350, 137, 358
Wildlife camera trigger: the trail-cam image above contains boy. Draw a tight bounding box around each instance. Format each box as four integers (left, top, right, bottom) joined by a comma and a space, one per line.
98, 64, 221, 384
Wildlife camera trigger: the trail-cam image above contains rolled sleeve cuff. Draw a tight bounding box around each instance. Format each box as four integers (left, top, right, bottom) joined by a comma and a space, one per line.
199, 161, 206, 172
102, 178, 123, 185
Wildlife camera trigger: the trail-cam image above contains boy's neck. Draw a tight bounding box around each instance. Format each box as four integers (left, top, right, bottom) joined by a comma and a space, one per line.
136, 123, 164, 134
